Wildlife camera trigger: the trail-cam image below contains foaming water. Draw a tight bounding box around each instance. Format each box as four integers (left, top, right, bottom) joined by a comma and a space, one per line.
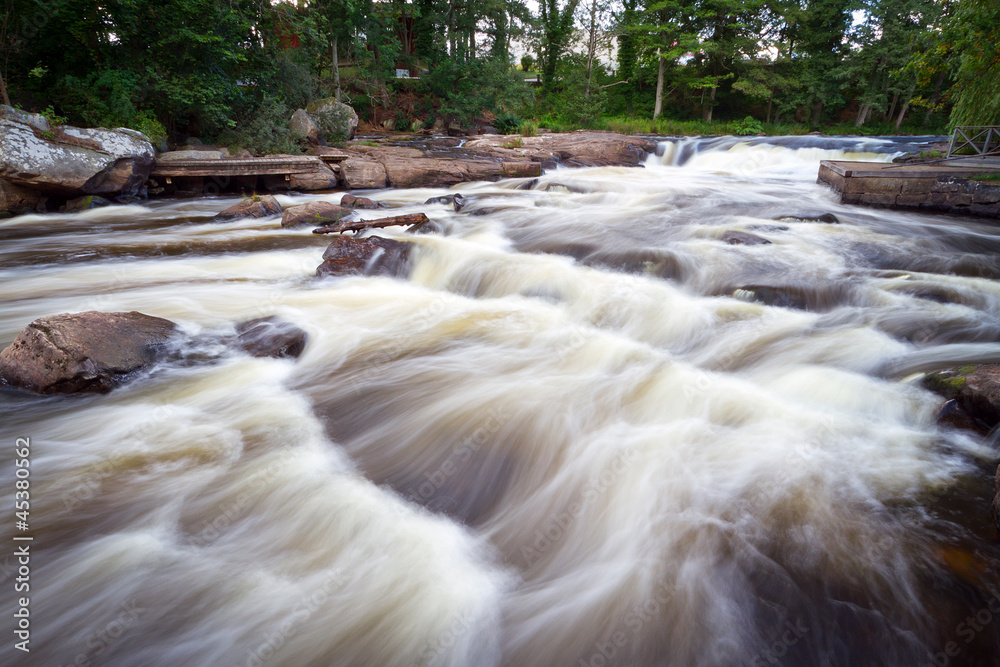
1, 136, 998, 667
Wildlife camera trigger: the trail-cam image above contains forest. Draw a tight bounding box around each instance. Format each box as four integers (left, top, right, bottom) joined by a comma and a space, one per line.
0, 0, 997, 151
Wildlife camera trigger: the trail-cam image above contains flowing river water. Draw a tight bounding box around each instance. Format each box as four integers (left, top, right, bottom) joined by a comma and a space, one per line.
2, 136, 1000, 666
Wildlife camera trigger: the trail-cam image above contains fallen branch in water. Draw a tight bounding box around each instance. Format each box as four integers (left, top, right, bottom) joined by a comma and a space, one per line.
312, 213, 430, 235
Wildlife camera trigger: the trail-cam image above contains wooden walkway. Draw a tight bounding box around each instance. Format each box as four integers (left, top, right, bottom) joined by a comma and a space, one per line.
150, 154, 350, 182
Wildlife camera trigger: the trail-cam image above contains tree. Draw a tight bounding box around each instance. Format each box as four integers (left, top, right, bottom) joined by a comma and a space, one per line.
948, 0, 1000, 126
539, 0, 583, 91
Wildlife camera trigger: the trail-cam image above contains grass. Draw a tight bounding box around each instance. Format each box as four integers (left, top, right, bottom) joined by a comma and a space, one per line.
502, 137, 523, 149
972, 172, 1000, 183
523, 114, 948, 138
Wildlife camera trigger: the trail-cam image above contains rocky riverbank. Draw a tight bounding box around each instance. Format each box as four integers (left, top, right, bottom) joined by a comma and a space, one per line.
0, 99, 659, 217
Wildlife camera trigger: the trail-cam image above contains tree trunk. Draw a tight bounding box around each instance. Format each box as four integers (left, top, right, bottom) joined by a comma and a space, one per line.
854, 102, 870, 127
333, 37, 341, 103
766, 98, 772, 125
894, 84, 916, 131
923, 70, 947, 125
703, 86, 717, 123
810, 100, 823, 126
0, 70, 8, 107
886, 91, 899, 123
653, 49, 665, 119
584, 0, 598, 97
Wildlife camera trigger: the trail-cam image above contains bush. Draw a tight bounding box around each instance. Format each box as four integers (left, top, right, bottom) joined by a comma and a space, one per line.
218, 95, 302, 156
734, 116, 764, 136
56, 69, 167, 144
494, 111, 522, 134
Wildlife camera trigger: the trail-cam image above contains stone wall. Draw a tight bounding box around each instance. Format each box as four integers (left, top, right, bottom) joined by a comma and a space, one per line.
818, 162, 1000, 219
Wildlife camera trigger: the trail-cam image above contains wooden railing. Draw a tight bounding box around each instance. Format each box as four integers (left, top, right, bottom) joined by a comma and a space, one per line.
948, 126, 1000, 158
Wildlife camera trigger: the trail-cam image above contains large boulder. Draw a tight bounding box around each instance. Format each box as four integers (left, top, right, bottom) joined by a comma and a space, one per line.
305, 98, 359, 141
0, 311, 179, 394
281, 201, 353, 228
289, 109, 321, 144
290, 163, 338, 191
316, 236, 412, 278
215, 195, 282, 220
0, 106, 155, 197
341, 159, 388, 189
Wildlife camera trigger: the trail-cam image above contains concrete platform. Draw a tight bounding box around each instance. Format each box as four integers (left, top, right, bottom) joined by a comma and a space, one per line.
818, 160, 1000, 219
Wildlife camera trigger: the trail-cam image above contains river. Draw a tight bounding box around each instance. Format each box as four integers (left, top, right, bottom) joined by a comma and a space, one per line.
1, 136, 999, 666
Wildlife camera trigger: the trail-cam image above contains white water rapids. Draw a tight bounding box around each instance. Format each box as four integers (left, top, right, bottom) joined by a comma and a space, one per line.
1, 136, 999, 666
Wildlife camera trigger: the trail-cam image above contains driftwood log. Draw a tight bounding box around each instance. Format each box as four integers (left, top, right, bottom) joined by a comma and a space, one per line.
312, 212, 430, 235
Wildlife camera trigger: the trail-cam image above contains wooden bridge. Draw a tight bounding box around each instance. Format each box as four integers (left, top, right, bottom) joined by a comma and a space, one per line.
150, 154, 349, 185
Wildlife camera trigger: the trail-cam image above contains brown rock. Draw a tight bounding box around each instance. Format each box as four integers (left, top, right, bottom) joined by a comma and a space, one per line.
215, 195, 282, 220
721, 230, 771, 246
956, 364, 1000, 431
341, 159, 388, 189
341, 193, 384, 209
934, 399, 987, 434
235, 317, 307, 359
316, 236, 412, 278
281, 201, 353, 228
0, 311, 179, 394
0, 178, 43, 214
290, 163, 338, 191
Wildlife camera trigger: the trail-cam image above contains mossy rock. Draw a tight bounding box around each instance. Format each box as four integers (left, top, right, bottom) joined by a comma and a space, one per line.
923, 369, 970, 400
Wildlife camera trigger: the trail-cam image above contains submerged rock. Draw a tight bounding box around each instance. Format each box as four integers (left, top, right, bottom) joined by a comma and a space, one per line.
924, 364, 1000, 432
778, 212, 840, 224
316, 236, 412, 278
281, 201, 353, 228
721, 230, 771, 246
341, 193, 384, 209
0, 311, 179, 394
215, 195, 282, 220
235, 317, 308, 359
62, 195, 112, 212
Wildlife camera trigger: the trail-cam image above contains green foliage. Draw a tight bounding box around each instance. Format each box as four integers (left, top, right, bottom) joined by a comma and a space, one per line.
39, 105, 67, 125
973, 173, 1000, 183
949, 0, 1000, 126
417, 58, 533, 127
57, 69, 165, 144
521, 121, 539, 137
218, 95, 302, 157
494, 111, 523, 134
733, 116, 763, 136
